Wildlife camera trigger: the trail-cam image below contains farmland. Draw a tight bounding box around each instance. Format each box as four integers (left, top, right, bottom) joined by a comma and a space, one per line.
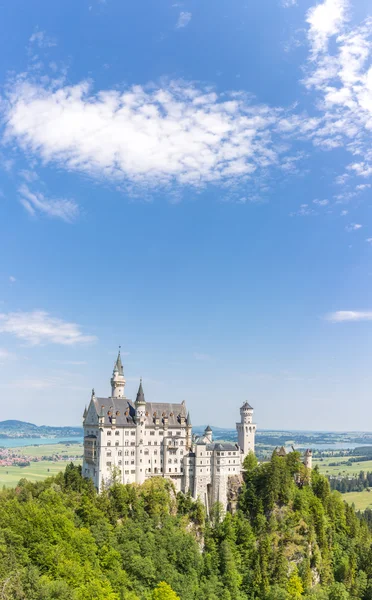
0, 442, 83, 488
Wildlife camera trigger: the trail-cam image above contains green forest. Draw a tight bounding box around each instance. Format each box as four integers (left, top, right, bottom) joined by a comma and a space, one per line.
1, 451, 371, 600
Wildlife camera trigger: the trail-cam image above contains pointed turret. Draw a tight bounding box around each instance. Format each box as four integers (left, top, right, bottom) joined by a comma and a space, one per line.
83, 406, 87, 420
186, 412, 192, 426
110, 347, 126, 398
136, 379, 146, 405
114, 349, 124, 375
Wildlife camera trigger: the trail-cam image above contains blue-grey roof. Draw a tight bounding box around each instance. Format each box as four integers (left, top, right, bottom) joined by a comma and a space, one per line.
91, 396, 187, 427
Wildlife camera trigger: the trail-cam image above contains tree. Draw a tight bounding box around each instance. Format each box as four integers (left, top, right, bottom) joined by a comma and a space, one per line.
328, 582, 350, 600
151, 581, 180, 600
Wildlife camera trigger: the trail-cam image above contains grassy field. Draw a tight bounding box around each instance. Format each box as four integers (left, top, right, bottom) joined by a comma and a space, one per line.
0, 443, 83, 488
341, 490, 372, 511
314, 456, 372, 476
14, 443, 83, 458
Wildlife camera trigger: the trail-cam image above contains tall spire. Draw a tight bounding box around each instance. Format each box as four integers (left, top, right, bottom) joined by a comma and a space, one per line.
186, 412, 192, 426
136, 378, 145, 404
114, 347, 124, 375
111, 346, 126, 398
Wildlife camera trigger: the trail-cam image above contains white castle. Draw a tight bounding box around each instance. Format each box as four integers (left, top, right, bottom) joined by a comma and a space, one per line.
83, 350, 256, 510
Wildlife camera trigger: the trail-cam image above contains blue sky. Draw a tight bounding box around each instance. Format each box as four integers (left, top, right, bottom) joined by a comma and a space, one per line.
0, 0, 372, 430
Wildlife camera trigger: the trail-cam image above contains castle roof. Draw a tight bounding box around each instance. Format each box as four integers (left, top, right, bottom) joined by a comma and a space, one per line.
241, 401, 253, 410
136, 380, 145, 404
113, 350, 124, 375
205, 425, 212, 432
275, 446, 287, 457
90, 396, 187, 427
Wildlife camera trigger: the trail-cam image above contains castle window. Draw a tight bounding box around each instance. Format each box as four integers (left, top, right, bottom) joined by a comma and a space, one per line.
115, 431, 120, 435
131, 431, 135, 436
125, 461, 128, 465
125, 470, 129, 474
180, 441, 183, 446
168, 459, 172, 464
154, 441, 157, 445
159, 431, 163, 436
107, 441, 111, 447
125, 451, 129, 456
154, 450, 158, 455
176, 431, 181, 436
148, 441, 151, 445
150, 431, 155, 436
175, 468, 177, 473
125, 431, 129, 436
125, 441, 129, 446
118, 460, 122, 465
131, 442, 135, 446
115, 442, 119, 446
107, 461, 112, 466
131, 470, 135, 474
131, 451, 135, 456
131, 460, 134, 465
107, 431, 111, 436
107, 451, 111, 457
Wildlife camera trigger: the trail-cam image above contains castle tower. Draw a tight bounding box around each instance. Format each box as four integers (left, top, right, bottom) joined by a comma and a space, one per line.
204, 425, 213, 444
236, 401, 256, 458
135, 379, 146, 484
110, 349, 126, 398
186, 412, 192, 450
304, 449, 312, 470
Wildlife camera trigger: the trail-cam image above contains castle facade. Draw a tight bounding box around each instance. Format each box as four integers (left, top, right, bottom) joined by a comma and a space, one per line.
82, 351, 256, 510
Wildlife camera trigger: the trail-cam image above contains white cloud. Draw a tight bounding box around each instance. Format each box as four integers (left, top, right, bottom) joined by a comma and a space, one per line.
176, 12, 192, 28
356, 183, 371, 191
4, 79, 290, 191
29, 30, 56, 48
282, 0, 297, 7
290, 203, 317, 216
306, 0, 349, 56
340, 209, 348, 215
9, 276, 16, 283
303, 14, 372, 176
326, 310, 372, 322
18, 184, 79, 222
0, 311, 96, 345
313, 198, 329, 206
345, 223, 362, 231
366, 238, 372, 244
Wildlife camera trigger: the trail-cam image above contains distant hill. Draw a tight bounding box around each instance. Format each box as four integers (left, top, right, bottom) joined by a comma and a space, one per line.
0, 420, 83, 439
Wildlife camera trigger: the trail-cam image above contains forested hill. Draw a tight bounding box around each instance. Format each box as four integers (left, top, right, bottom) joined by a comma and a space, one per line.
0, 453, 371, 599
0, 419, 83, 438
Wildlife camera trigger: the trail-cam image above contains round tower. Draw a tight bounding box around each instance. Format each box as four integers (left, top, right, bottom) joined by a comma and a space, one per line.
236, 401, 256, 458
204, 425, 213, 444
304, 449, 312, 470
110, 349, 126, 398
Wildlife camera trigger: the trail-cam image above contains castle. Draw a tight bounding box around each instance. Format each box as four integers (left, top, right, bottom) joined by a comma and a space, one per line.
82, 350, 256, 510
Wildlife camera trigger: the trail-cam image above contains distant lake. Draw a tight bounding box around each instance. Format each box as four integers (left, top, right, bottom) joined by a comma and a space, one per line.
0, 437, 83, 448
294, 443, 372, 451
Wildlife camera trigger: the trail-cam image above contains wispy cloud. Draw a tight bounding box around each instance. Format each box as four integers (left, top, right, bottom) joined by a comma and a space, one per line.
366, 238, 372, 244
18, 184, 79, 222
176, 12, 192, 29
313, 199, 329, 206
345, 223, 362, 232
290, 203, 316, 217
0, 311, 96, 345
326, 310, 372, 322
9, 276, 16, 283
4, 79, 291, 192
29, 29, 56, 48
281, 0, 297, 7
